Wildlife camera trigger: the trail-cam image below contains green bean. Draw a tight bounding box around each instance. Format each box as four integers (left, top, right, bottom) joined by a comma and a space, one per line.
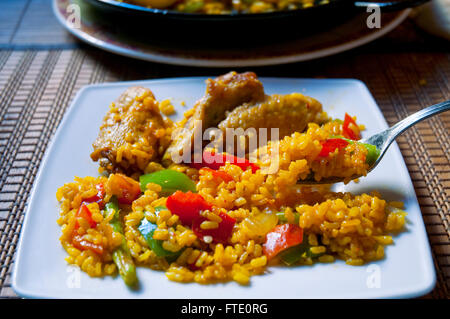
112, 248, 138, 287
105, 196, 138, 287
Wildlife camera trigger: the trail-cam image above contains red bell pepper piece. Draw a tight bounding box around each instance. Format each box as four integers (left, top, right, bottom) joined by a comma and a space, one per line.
200, 167, 234, 183
166, 191, 212, 225
166, 191, 234, 244
74, 203, 97, 230
318, 138, 349, 157
263, 224, 304, 260
72, 235, 104, 255
192, 211, 236, 244
187, 262, 200, 271
83, 183, 105, 208
72, 203, 102, 253
191, 151, 259, 173
106, 174, 141, 205
342, 113, 361, 140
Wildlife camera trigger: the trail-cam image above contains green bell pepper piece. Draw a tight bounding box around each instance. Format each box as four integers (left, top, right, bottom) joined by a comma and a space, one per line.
361, 143, 380, 166
153, 206, 168, 216
139, 169, 196, 195
305, 247, 325, 259
328, 135, 380, 166
184, 0, 204, 12
279, 241, 310, 266
138, 207, 183, 261
276, 211, 300, 225
279, 234, 325, 265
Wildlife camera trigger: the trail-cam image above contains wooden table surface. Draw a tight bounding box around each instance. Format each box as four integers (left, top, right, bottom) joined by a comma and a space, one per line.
0, 0, 448, 299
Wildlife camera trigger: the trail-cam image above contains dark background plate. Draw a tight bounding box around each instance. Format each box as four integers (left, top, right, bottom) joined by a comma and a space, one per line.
53, 0, 412, 67
83, 0, 429, 43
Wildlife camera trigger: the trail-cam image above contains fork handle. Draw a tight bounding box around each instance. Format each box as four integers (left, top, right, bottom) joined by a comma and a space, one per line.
388, 100, 450, 143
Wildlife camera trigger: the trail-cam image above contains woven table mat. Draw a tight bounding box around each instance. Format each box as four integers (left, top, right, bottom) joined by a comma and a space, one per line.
0, 1, 449, 299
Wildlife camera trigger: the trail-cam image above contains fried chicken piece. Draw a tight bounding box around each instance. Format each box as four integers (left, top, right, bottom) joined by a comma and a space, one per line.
163, 71, 265, 164
91, 86, 172, 175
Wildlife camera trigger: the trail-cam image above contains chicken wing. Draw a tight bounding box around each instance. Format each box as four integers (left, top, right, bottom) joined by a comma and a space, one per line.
163, 71, 264, 164
218, 93, 328, 141
91, 86, 172, 175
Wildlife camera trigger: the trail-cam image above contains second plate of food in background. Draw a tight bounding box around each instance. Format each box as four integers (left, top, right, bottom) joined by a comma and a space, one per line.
54, 0, 412, 67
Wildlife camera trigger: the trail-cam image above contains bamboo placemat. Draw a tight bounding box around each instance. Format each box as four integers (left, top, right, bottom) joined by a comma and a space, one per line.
0, 0, 448, 299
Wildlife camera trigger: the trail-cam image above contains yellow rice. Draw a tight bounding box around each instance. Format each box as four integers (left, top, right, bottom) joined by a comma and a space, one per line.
124, 0, 318, 14
56, 163, 406, 283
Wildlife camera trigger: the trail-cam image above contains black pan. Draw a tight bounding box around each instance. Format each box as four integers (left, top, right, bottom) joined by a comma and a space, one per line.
82, 0, 429, 45
86, 0, 428, 20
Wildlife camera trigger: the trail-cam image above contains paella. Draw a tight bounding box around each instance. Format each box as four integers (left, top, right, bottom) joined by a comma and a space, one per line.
121, 0, 320, 14
56, 72, 406, 287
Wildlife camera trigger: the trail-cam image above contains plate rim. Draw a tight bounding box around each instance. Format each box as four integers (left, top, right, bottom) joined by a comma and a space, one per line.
52, 0, 411, 67
12, 77, 436, 299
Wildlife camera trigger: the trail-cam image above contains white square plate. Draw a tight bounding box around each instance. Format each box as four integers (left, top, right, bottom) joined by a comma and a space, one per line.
12, 77, 436, 299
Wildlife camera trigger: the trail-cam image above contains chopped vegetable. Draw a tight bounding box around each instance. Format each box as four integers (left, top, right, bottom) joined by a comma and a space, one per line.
75, 203, 97, 229
138, 217, 183, 260
184, 0, 204, 12
166, 191, 212, 225
263, 224, 304, 260
192, 211, 236, 244
318, 138, 349, 157
201, 167, 234, 183
105, 198, 121, 232
153, 206, 168, 216
328, 136, 380, 166
106, 174, 141, 205
279, 234, 325, 265
72, 235, 104, 255
105, 196, 138, 287
132, 0, 179, 9
362, 143, 380, 166
166, 191, 234, 244
73, 183, 105, 236
306, 246, 325, 259
139, 169, 196, 195
112, 247, 138, 287
242, 211, 279, 237
138, 205, 183, 260
276, 211, 300, 225
342, 113, 361, 140
187, 262, 200, 271
279, 241, 310, 266
191, 150, 259, 173
83, 183, 105, 208
71, 203, 100, 254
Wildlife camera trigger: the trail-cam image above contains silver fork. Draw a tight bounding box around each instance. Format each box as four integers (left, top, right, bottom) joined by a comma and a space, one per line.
297, 99, 450, 184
